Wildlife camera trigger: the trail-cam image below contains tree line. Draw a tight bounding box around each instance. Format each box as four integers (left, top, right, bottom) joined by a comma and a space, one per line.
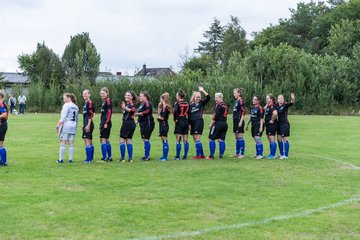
17, 0, 360, 114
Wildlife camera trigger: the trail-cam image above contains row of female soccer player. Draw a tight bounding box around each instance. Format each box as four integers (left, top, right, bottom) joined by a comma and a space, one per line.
55, 87, 295, 163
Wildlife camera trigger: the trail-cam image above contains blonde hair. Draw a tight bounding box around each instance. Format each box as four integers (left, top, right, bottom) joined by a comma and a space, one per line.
190, 91, 201, 104
0, 90, 6, 99
215, 92, 223, 99
233, 88, 244, 96
100, 87, 109, 97
160, 92, 172, 111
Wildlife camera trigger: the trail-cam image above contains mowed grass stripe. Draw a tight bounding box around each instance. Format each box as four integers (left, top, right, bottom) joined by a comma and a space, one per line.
1, 114, 359, 239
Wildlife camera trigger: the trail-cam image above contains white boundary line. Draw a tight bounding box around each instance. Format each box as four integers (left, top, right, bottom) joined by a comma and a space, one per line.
129, 196, 360, 240
299, 154, 360, 170
128, 155, 360, 240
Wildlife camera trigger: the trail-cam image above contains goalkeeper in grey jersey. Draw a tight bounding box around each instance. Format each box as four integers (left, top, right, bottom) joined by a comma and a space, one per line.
56, 93, 79, 163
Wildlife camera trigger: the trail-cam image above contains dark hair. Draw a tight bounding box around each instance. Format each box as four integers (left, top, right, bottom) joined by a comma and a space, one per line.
266, 94, 276, 104
140, 91, 151, 102
177, 89, 186, 99
253, 95, 261, 101
64, 93, 77, 104
126, 90, 138, 104
233, 88, 244, 96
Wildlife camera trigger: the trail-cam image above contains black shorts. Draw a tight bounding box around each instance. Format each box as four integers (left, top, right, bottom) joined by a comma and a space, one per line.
233, 119, 245, 133
265, 122, 277, 136
82, 122, 94, 139
174, 119, 189, 135
190, 119, 204, 135
209, 121, 228, 141
100, 122, 112, 139
159, 121, 169, 137
0, 123, 8, 141
139, 121, 155, 139
278, 123, 290, 137
120, 121, 136, 139
251, 123, 263, 137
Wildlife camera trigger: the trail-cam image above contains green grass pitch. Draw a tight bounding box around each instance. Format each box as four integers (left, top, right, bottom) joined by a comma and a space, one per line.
1, 113, 359, 239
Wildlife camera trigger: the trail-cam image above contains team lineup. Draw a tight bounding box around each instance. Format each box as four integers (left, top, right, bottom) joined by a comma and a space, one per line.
0, 87, 295, 166
51, 86, 296, 164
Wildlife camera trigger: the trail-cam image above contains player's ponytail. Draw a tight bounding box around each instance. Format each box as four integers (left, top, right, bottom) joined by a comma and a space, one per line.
233, 88, 244, 97
177, 89, 186, 99
266, 94, 276, 105
69, 93, 77, 105
140, 91, 151, 102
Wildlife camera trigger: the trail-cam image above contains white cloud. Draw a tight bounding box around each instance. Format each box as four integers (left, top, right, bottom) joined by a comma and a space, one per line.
0, 0, 310, 73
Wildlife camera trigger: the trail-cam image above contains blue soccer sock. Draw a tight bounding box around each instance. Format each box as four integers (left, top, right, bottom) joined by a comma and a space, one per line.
162, 140, 169, 159
175, 141, 181, 158
236, 138, 241, 155
127, 143, 133, 160
284, 140, 290, 157
195, 140, 200, 156
219, 140, 226, 156
209, 140, 216, 157
184, 141, 189, 158
255, 138, 263, 156
85, 145, 92, 161
199, 141, 204, 156
239, 138, 245, 155
270, 141, 277, 156
106, 142, 112, 159
101, 143, 107, 160
90, 144, 94, 160
144, 140, 150, 158
0, 147, 7, 165
120, 143, 126, 159
278, 141, 284, 156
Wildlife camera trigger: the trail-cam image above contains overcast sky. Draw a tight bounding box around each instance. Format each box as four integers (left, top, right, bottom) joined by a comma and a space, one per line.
0, 0, 312, 75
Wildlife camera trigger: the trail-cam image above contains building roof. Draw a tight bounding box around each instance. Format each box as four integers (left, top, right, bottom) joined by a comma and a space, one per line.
135, 65, 175, 77
0, 72, 30, 84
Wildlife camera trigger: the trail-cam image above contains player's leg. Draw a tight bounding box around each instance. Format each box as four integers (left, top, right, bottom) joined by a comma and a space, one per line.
119, 137, 126, 161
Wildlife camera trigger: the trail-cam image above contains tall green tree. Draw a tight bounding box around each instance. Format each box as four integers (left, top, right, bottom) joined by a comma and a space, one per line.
222, 16, 247, 69
18, 42, 64, 87
326, 19, 360, 56
195, 18, 224, 62
62, 32, 101, 83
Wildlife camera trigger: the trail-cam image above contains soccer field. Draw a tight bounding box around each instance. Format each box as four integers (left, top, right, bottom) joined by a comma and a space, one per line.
1, 114, 359, 239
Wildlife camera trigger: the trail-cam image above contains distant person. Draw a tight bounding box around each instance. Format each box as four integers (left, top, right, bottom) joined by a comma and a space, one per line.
173, 89, 190, 160
119, 90, 137, 163
246, 95, 264, 159
264, 94, 278, 159
82, 89, 95, 163
276, 92, 296, 159
232, 88, 246, 159
56, 93, 79, 163
189, 86, 210, 159
135, 91, 155, 161
157, 92, 171, 161
207, 93, 228, 159
0, 90, 8, 166
99, 87, 113, 162
17, 94, 27, 114
8, 95, 16, 114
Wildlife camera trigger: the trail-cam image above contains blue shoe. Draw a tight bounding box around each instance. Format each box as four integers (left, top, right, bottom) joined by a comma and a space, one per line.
56, 160, 64, 163
83, 160, 92, 163
159, 157, 168, 161
266, 155, 275, 160
68, 159, 73, 163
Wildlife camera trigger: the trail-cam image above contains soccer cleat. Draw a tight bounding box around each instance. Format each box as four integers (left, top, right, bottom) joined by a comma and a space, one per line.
68, 159, 73, 163
56, 159, 64, 163
219, 155, 224, 159
238, 155, 245, 159
172, 157, 180, 160
279, 155, 286, 160
232, 155, 239, 158
118, 158, 125, 163
128, 159, 133, 163
83, 160, 92, 163
106, 157, 113, 162
140, 157, 150, 161
266, 155, 275, 160
206, 156, 215, 160
182, 156, 187, 160
256, 155, 264, 159
158, 157, 168, 161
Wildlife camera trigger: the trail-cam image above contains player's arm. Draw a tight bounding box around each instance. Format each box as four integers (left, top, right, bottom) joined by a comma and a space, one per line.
245, 115, 251, 131
259, 107, 264, 132
290, 92, 296, 104
239, 101, 246, 127
271, 109, 278, 123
